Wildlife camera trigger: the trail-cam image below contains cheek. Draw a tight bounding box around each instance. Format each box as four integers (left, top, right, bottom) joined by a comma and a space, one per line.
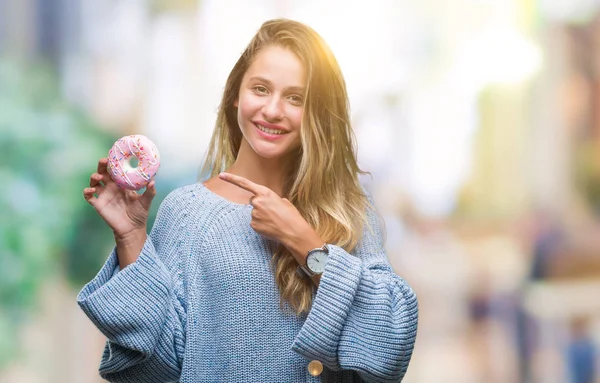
236, 99, 252, 127
288, 108, 303, 128
238, 96, 260, 122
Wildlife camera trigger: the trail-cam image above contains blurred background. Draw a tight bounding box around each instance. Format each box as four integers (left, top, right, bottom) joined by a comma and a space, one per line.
1, 0, 600, 382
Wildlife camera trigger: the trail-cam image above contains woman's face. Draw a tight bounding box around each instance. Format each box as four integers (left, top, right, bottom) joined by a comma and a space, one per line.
235, 45, 305, 160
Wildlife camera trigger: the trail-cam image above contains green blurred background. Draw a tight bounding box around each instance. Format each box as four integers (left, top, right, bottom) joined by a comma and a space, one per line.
1, 0, 600, 382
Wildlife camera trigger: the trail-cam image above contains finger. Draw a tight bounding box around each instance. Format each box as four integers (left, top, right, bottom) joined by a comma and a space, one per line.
140, 180, 157, 210
97, 158, 109, 175
89, 173, 106, 188
249, 219, 258, 231
218, 172, 265, 195
83, 187, 98, 205
248, 195, 255, 206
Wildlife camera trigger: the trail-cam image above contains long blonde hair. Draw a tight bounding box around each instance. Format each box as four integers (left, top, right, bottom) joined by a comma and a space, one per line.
201, 19, 370, 315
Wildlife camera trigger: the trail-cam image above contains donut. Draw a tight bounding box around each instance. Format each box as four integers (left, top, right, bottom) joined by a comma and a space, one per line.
107, 134, 160, 191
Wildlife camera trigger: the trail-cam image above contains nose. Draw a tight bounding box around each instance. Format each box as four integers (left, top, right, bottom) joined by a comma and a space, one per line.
262, 96, 284, 121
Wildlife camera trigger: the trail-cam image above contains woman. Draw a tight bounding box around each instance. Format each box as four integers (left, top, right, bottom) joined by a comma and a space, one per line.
80, 18, 418, 382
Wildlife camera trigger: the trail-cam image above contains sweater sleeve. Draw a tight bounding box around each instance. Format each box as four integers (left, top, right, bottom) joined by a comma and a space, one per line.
291, 193, 418, 383
77, 193, 187, 383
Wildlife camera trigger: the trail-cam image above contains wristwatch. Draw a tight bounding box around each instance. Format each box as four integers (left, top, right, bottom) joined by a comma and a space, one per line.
299, 243, 329, 277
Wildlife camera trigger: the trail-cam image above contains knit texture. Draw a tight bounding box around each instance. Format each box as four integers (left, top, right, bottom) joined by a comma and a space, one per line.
77, 183, 418, 382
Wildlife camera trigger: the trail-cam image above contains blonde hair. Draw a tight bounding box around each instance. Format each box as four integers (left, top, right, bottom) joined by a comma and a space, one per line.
201, 19, 370, 314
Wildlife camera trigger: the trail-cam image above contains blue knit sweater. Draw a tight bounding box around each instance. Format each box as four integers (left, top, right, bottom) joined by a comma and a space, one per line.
77, 183, 418, 382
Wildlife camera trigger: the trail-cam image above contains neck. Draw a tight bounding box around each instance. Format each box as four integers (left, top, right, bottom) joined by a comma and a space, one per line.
226, 139, 297, 196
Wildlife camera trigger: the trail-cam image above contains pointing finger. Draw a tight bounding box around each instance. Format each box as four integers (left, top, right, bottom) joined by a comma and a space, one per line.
219, 172, 267, 195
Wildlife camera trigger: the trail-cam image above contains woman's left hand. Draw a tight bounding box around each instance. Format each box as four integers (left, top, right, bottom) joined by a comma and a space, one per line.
219, 172, 322, 259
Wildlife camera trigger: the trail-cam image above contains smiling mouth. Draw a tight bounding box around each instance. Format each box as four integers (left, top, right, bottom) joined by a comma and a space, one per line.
255, 123, 286, 135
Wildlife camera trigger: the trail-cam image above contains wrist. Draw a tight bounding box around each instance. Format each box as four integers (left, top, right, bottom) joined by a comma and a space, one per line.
114, 229, 147, 269
284, 224, 323, 265
114, 227, 146, 243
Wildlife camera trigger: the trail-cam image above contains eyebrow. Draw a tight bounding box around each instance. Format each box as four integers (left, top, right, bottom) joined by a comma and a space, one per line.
248, 76, 305, 93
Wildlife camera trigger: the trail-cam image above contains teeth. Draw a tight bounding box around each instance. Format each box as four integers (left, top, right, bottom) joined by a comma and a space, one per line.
257, 124, 285, 135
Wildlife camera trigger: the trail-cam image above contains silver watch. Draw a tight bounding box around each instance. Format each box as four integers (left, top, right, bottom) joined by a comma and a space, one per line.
299, 243, 329, 277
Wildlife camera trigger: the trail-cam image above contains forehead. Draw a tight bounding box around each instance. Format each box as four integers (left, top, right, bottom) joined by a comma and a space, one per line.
244, 45, 306, 86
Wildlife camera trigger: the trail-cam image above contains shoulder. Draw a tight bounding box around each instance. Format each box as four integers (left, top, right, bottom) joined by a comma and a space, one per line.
155, 183, 203, 214
360, 184, 374, 202
150, 183, 215, 236
153, 182, 222, 223
161, 183, 204, 206
155, 182, 243, 221
358, 183, 378, 218
358, 183, 386, 237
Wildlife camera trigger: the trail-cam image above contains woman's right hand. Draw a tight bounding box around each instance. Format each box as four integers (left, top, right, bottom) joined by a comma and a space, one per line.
83, 158, 157, 267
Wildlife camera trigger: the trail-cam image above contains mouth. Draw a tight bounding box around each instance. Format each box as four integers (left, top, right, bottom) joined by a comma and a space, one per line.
254, 123, 287, 135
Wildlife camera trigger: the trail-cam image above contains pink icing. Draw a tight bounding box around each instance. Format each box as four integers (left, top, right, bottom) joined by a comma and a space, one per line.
107, 134, 161, 191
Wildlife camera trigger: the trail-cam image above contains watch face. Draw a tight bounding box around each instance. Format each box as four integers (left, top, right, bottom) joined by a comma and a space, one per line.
307, 251, 328, 274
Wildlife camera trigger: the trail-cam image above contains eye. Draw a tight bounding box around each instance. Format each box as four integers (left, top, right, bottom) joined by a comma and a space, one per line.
288, 94, 303, 106
253, 85, 269, 94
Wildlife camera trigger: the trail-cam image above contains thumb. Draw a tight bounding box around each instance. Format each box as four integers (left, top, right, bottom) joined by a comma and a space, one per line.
140, 180, 157, 210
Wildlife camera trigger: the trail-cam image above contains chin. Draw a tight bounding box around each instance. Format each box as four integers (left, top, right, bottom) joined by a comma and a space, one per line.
254, 148, 289, 159
251, 142, 299, 160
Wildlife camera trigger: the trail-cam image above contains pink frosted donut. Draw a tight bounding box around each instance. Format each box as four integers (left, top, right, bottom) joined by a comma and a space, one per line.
107, 134, 160, 191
